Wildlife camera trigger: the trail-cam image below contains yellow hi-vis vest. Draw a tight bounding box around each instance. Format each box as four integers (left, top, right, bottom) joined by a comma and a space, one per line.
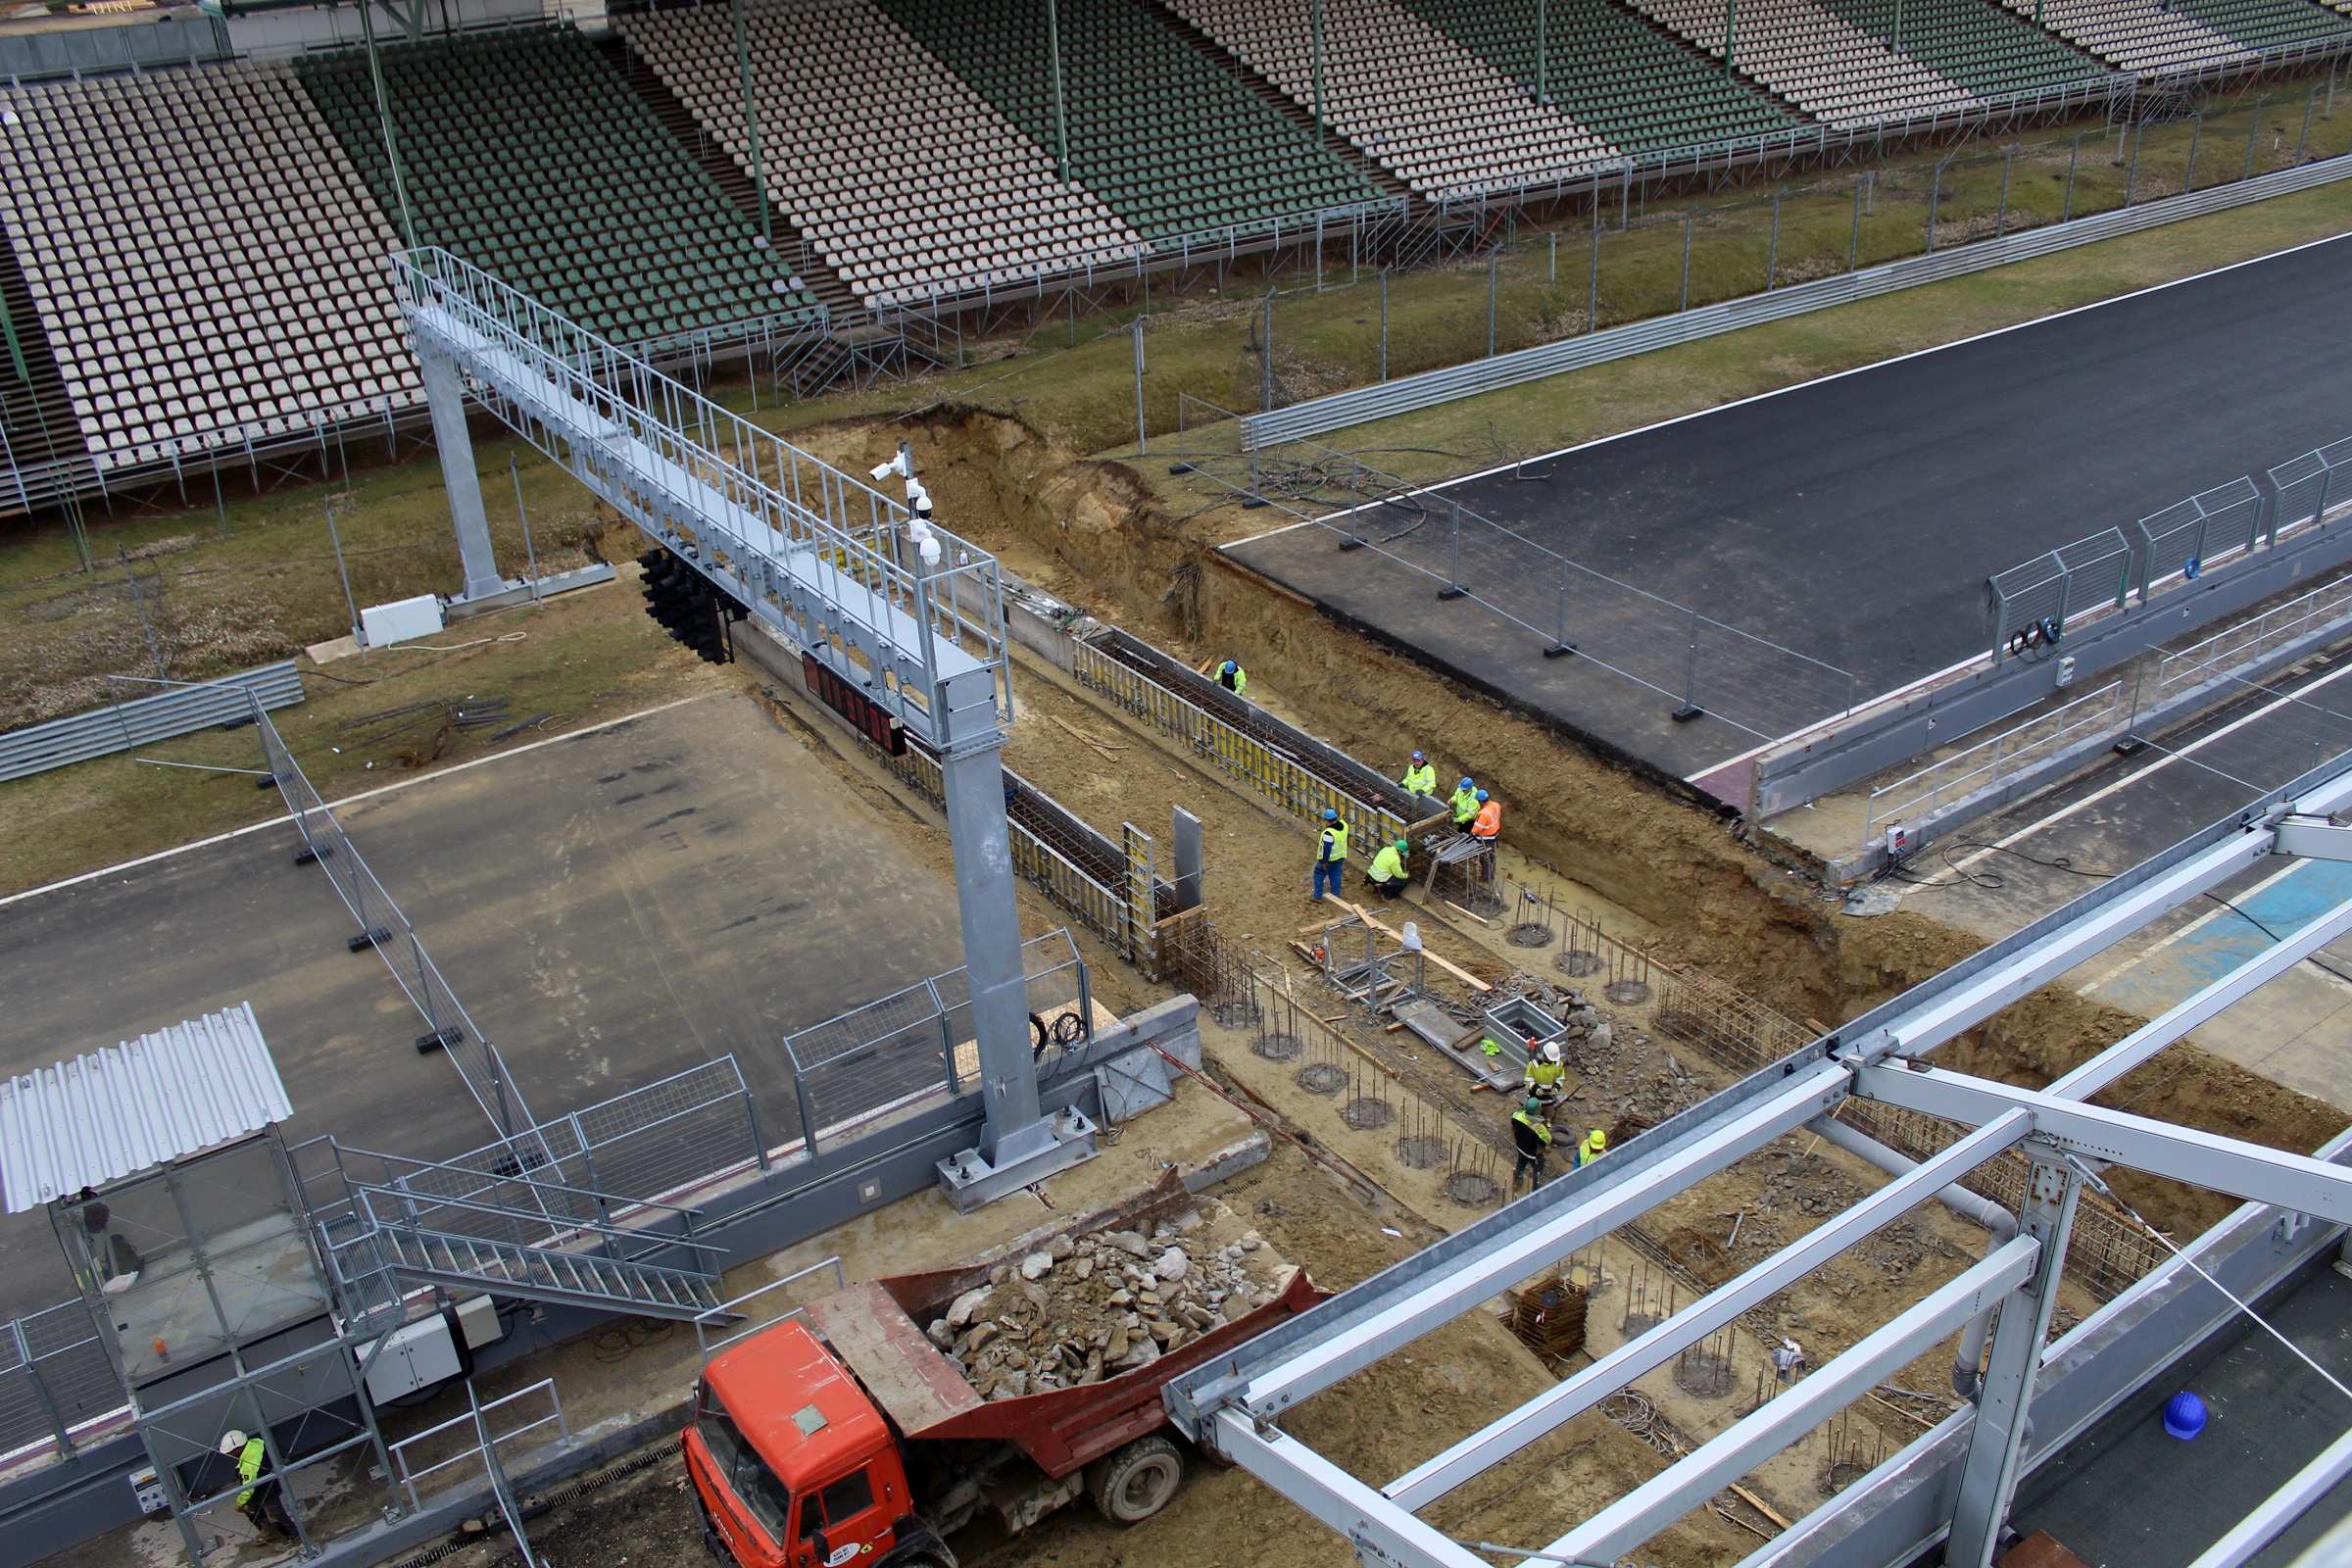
1450, 787, 1479, 824
1400, 762, 1437, 797
1524, 1058, 1566, 1094
1318, 820, 1349, 863
235, 1437, 266, 1507
1368, 843, 1407, 884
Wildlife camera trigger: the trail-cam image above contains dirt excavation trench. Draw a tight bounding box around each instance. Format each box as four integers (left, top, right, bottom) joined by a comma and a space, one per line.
564, 406, 2352, 1568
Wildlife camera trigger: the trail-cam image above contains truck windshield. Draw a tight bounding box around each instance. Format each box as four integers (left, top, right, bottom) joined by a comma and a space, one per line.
695, 1381, 793, 1544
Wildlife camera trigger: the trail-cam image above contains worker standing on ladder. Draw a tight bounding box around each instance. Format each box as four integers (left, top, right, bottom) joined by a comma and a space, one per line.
1511, 1097, 1554, 1191
1472, 791, 1500, 844
1399, 751, 1437, 801
1449, 777, 1480, 832
1312, 808, 1349, 902
1366, 837, 1410, 900
1218, 660, 1248, 698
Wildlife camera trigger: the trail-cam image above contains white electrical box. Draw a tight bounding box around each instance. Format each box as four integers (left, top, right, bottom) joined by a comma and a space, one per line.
365, 1311, 463, 1404
454, 1294, 504, 1349
2055, 654, 2078, 688
129, 1464, 168, 1516
359, 593, 445, 650
1886, 823, 1913, 860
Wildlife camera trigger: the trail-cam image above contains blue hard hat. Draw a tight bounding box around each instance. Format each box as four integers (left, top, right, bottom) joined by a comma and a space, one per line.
1475, 790, 1490, 802
1322, 808, 1338, 821
2163, 1391, 2208, 1440
1459, 777, 1474, 790
1411, 751, 1425, 762
1222, 661, 1238, 673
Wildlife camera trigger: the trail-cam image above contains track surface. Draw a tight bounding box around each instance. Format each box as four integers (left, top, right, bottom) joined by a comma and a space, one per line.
1225, 233, 2352, 781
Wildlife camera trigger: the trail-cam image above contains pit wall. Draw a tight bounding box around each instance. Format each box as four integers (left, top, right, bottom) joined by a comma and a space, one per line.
861, 405, 2351, 1245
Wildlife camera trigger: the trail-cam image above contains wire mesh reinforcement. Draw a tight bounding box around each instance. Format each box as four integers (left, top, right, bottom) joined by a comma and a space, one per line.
255, 702, 530, 1142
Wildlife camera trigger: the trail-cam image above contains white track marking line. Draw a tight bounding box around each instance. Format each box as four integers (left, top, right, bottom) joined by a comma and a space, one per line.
2076, 859, 2311, 996
0, 694, 712, 909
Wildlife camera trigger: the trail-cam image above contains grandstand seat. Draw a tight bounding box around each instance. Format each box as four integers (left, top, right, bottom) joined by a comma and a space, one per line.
0, 60, 419, 474
294, 25, 818, 347
1620, 0, 1986, 125
1801, 0, 2108, 98
618, 0, 1146, 308
1992, 0, 2339, 71
1398, 0, 1798, 154
874, 0, 1377, 239
1162, 0, 1621, 195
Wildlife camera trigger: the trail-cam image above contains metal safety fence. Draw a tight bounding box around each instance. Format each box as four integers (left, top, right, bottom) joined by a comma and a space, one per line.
2271, 434, 2352, 534
0, 1299, 127, 1465
255, 700, 530, 1141
1864, 681, 2128, 849
2136, 476, 2268, 602
1071, 623, 1415, 851
1986, 530, 2133, 662
780, 932, 1094, 1156
0, 662, 303, 783
1189, 396, 1862, 746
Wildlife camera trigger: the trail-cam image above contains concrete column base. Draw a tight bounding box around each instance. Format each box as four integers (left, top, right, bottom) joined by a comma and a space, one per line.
937, 1107, 1099, 1212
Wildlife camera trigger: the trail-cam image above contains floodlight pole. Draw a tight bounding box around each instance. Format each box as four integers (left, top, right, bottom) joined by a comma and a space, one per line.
1046, 0, 1070, 183
730, 0, 773, 248
358, 0, 417, 250
1310, 0, 1326, 143
1536, 0, 1547, 105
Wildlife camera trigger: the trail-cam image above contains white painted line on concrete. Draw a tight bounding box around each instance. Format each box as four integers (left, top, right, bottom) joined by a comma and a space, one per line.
1931, 659, 2352, 882
0, 694, 713, 910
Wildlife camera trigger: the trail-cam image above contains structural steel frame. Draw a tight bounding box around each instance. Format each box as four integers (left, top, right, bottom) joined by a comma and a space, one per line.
1165, 746, 2352, 1568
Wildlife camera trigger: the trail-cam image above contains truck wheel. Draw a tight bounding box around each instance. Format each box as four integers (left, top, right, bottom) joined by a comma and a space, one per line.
1088, 1434, 1186, 1525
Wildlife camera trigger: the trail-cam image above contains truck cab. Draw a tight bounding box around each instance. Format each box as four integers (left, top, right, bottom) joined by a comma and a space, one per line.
684, 1320, 941, 1568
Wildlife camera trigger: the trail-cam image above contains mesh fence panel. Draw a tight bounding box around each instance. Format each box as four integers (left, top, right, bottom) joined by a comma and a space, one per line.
1986, 528, 2132, 660
2270, 436, 2352, 536
2135, 477, 2262, 601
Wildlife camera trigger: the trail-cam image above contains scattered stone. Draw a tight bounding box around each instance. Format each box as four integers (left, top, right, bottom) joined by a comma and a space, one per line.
1240, 1231, 1263, 1252
947, 1288, 992, 1328
1072, 1255, 1096, 1281
1048, 1234, 1075, 1261
990, 1264, 1013, 1286
1154, 1248, 1190, 1282
1174, 1209, 1204, 1235
925, 1319, 954, 1348
1020, 1251, 1054, 1282
1106, 1230, 1150, 1257
1220, 1295, 1254, 1323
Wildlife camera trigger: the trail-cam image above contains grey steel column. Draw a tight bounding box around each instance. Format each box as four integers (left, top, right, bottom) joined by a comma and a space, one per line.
417, 343, 503, 601
1945, 1153, 2083, 1568
940, 744, 1048, 1162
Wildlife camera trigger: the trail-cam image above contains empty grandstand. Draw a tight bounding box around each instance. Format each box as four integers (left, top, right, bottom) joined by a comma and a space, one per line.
1399, 0, 1800, 155
1626, 0, 1987, 124
615, 0, 1147, 309
1995, 0, 2258, 72
1163, 0, 1622, 194
0, 61, 416, 486
1809, 0, 2109, 99
876, 0, 1381, 240
295, 25, 817, 348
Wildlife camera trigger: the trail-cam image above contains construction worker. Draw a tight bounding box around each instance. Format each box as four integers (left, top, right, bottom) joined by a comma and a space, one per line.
220, 1429, 292, 1540
1772, 1338, 1808, 1384
1366, 837, 1410, 900
1575, 1127, 1607, 1168
1312, 807, 1348, 902
1523, 1040, 1568, 1106
1472, 790, 1501, 844
1449, 777, 1480, 831
1399, 751, 1437, 801
1217, 660, 1248, 698
1510, 1097, 1554, 1191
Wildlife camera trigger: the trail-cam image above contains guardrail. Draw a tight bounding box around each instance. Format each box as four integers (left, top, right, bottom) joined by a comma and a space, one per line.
1240, 138, 2352, 449
0, 662, 303, 783
692, 1256, 845, 1362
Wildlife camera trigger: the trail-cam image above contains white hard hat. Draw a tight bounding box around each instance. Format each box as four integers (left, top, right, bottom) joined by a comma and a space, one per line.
220, 1429, 249, 1456
1543, 1041, 1562, 1064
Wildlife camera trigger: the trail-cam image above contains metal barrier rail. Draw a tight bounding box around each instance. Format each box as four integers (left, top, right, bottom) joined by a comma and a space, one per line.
1240, 137, 2352, 450
0, 662, 302, 783
256, 700, 530, 1141
692, 1256, 844, 1362
0, 1299, 124, 1466
1864, 682, 2128, 847
1071, 632, 1410, 850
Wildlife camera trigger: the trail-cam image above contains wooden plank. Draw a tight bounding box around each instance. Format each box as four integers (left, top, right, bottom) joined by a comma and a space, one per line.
1730, 1484, 1791, 1531
804, 1282, 983, 1437
1323, 896, 1492, 993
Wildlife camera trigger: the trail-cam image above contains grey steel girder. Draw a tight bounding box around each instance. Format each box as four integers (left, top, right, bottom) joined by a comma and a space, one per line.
1542, 1237, 2042, 1566
2273, 816, 2352, 861
1171, 1056, 1852, 1429
1382, 1109, 2034, 1512
1852, 1064, 2352, 1223
2042, 892, 2352, 1102
1210, 1412, 1495, 1568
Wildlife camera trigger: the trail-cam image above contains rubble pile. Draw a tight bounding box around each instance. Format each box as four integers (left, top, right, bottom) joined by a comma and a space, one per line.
923, 1215, 1292, 1401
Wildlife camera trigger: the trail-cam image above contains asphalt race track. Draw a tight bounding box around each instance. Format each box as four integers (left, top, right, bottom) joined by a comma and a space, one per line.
1224, 232, 2352, 783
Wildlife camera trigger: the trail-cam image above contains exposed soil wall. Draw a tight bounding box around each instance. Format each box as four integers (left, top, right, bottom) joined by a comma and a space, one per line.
809, 405, 2348, 1245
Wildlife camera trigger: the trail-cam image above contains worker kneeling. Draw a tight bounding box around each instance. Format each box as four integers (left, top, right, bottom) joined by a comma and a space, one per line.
1367, 837, 1410, 900
1523, 1040, 1568, 1105
1510, 1098, 1554, 1191
1312, 808, 1349, 902
1575, 1127, 1607, 1168
1217, 660, 1248, 698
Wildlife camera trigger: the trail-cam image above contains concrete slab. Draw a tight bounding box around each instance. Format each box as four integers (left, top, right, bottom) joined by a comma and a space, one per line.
0, 692, 966, 1321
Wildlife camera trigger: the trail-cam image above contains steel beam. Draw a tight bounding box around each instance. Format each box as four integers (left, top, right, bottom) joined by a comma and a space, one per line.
1383, 1109, 2033, 1511
416, 342, 503, 601
2185, 1421, 2352, 1567
1184, 1058, 1851, 1426
1542, 1237, 2041, 1567
2273, 816, 2352, 861
2043, 892, 2352, 1102
1210, 1410, 1494, 1568
1945, 1157, 2082, 1568
1854, 1065, 2352, 1223
1847, 824, 2279, 1064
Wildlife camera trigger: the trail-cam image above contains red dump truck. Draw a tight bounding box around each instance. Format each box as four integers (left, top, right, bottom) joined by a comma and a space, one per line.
681, 1175, 1316, 1568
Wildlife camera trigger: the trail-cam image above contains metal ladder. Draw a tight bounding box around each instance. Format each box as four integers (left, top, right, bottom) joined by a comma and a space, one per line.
369, 1224, 729, 1320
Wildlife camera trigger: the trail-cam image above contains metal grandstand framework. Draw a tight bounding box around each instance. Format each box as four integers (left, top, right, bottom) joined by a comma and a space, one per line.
1166, 744, 2352, 1568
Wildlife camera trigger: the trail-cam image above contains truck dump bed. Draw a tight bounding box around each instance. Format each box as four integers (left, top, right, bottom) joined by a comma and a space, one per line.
802, 1173, 1313, 1479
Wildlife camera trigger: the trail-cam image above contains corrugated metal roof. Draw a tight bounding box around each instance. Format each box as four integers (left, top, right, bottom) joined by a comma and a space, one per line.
0, 1004, 292, 1213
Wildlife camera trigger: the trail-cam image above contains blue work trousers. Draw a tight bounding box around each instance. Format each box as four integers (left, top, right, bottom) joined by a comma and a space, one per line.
1313, 858, 1345, 900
